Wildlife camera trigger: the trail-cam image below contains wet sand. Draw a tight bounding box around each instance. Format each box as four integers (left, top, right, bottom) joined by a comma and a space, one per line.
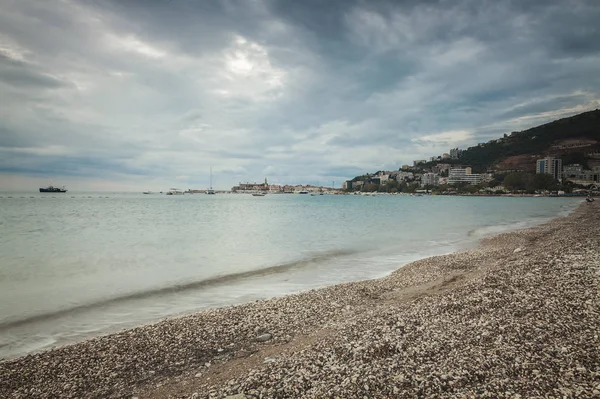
1, 201, 598, 398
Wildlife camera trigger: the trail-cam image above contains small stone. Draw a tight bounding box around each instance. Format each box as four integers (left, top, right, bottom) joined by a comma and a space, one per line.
224, 394, 246, 399
195, 372, 203, 378
513, 247, 523, 253
256, 333, 273, 342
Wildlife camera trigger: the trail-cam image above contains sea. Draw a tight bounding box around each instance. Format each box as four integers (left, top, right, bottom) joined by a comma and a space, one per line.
0, 192, 582, 359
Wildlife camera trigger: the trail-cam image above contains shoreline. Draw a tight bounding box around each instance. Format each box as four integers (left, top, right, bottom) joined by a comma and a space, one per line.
0, 199, 577, 361
1, 201, 598, 398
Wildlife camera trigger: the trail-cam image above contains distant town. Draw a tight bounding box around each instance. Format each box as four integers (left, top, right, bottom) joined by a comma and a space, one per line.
181, 110, 600, 196
341, 146, 599, 196
230, 179, 341, 194
225, 147, 599, 197
340, 110, 600, 196
223, 146, 599, 196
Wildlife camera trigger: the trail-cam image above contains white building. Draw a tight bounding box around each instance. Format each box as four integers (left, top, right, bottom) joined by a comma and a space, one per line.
448, 167, 484, 185
563, 164, 583, 178
421, 173, 440, 187
536, 157, 562, 181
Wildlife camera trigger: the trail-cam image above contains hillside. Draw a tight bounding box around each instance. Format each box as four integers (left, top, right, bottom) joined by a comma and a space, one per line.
349, 109, 600, 184
456, 109, 600, 173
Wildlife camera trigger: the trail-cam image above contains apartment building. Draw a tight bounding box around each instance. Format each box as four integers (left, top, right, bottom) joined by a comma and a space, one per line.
421, 173, 440, 187
536, 157, 562, 181
448, 167, 484, 185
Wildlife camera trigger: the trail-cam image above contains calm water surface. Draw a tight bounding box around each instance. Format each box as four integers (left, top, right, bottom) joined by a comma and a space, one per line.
0, 192, 581, 358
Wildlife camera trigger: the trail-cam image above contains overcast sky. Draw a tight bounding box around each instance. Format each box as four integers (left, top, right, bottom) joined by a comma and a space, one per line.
1, 0, 599, 191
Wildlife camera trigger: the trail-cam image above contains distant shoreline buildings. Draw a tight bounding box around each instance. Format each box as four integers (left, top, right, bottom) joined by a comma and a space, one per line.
232, 178, 341, 194
343, 146, 599, 194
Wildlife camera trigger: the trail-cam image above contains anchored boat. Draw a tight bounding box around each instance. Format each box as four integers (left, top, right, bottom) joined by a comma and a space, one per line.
206, 167, 216, 194
39, 185, 67, 193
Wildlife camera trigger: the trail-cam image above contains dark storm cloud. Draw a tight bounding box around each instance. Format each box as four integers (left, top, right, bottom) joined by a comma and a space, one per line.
0, 55, 69, 89
0, 0, 599, 190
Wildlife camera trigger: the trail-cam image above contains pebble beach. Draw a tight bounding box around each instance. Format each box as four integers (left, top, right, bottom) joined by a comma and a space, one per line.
1, 201, 598, 398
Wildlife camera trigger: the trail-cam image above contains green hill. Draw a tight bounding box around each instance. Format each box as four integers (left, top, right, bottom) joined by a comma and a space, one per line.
458, 109, 600, 173
350, 109, 600, 183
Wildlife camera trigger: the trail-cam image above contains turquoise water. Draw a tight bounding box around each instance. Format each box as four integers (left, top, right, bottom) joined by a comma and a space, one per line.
0, 193, 581, 358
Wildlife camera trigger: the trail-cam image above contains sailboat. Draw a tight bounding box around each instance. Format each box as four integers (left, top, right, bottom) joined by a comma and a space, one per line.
206, 167, 216, 195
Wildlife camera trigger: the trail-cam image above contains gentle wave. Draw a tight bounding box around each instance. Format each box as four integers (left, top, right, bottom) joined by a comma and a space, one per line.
467, 201, 581, 239
0, 248, 358, 330
467, 220, 534, 238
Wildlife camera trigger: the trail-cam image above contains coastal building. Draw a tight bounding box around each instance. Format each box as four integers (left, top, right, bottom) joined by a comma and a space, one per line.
433, 163, 452, 174
378, 174, 390, 184
587, 149, 600, 159
448, 167, 484, 185
581, 171, 600, 182
563, 164, 600, 184
232, 178, 270, 192
563, 164, 583, 178
268, 184, 282, 193
401, 165, 410, 170
536, 157, 562, 181
442, 153, 450, 159
421, 173, 440, 187
550, 139, 596, 150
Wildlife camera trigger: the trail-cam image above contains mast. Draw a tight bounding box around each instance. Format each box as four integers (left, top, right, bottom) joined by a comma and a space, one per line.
210, 166, 213, 190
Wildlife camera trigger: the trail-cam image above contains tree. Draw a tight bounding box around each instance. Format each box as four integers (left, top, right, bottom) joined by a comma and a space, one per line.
488, 179, 501, 188
503, 172, 534, 192
403, 183, 418, 193
532, 173, 557, 191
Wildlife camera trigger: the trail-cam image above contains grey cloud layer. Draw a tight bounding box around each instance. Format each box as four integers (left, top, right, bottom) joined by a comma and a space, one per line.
0, 0, 599, 190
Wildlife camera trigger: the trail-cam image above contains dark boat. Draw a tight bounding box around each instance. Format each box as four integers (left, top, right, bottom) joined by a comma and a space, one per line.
39, 185, 67, 193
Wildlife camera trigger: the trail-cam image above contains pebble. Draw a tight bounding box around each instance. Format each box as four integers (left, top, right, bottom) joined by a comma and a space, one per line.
256, 333, 272, 342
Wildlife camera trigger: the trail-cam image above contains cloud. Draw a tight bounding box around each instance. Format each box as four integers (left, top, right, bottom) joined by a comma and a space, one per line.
0, 0, 599, 190
414, 131, 472, 146
0, 54, 70, 89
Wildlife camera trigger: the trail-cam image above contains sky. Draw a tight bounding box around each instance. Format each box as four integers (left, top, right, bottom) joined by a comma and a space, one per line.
1, 0, 599, 191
